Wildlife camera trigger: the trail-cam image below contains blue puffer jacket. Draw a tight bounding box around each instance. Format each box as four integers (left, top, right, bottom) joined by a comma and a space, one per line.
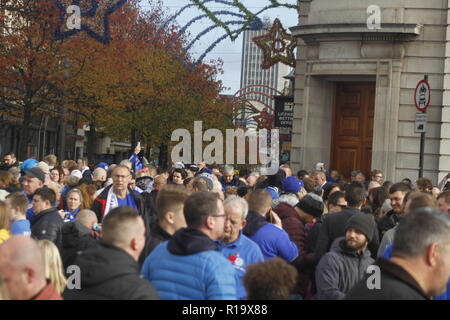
141, 228, 237, 300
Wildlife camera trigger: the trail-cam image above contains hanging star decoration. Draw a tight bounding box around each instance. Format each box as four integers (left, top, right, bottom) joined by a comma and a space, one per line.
252, 18, 297, 69
54, 0, 128, 44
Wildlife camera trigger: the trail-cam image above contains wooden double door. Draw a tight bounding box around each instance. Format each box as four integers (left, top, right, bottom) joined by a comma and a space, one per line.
331, 83, 375, 179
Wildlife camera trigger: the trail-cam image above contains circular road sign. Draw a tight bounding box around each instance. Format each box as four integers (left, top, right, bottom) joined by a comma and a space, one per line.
414, 80, 431, 112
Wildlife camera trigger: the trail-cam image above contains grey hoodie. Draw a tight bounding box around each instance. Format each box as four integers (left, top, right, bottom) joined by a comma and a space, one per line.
315, 237, 375, 300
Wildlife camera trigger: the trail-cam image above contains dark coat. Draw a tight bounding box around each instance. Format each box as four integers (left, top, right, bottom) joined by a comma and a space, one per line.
314, 207, 380, 261
141, 189, 159, 232
30, 207, 64, 246
315, 237, 374, 300
146, 224, 172, 255
220, 175, 246, 191
0, 161, 19, 171
295, 218, 323, 299
345, 258, 429, 300
60, 221, 98, 269
273, 200, 305, 251
377, 210, 399, 239
63, 241, 159, 300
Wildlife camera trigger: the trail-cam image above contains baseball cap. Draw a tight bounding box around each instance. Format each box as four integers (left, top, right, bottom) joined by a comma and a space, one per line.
24, 167, 45, 183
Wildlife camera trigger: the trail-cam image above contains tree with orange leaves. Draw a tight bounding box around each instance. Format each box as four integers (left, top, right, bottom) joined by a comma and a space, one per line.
0, 0, 67, 159
0, 0, 234, 165
64, 0, 234, 166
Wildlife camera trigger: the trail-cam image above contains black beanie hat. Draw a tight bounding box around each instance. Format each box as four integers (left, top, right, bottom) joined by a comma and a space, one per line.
345, 214, 376, 242
295, 193, 324, 218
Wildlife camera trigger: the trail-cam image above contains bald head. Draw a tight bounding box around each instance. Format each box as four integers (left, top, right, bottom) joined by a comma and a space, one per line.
76, 209, 98, 230
0, 236, 47, 300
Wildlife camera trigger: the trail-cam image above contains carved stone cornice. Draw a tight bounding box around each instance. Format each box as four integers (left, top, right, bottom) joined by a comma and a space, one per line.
290, 23, 422, 43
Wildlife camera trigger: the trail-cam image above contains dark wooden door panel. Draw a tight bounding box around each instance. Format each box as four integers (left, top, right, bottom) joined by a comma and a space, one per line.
331, 83, 375, 179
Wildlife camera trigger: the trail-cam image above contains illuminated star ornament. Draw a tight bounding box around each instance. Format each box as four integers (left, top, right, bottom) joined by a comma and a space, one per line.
252, 18, 296, 69
54, 0, 128, 44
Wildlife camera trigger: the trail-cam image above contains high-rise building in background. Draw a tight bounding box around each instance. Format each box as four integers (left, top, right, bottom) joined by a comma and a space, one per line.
239, 22, 291, 114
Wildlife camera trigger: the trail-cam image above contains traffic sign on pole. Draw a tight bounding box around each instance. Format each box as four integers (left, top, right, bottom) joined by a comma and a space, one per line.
415, 113, 428, 133
416, 76, 430, 178
414, 79, 431, 112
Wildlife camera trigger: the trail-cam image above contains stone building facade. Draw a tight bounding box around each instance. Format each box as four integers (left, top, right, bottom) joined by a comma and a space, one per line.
290, 0, 450, 184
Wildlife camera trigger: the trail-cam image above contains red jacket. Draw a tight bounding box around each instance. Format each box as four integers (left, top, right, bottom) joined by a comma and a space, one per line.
32, 283, 63, 300
273, 201, 305, 251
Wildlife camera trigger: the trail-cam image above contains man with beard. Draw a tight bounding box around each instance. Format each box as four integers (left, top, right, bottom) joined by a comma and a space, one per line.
315, 214, 376, 300
216, 196, 264, 299
0, 152, 19, 171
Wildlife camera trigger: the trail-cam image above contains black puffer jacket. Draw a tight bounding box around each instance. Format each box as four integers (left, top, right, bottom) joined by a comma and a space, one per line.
141, 189, 159, 232
377, 210, 399, 239
63, 241, 159, 300
60, 221, 98, 269
146, 224, 172, 256
315, 237, 374, 300
31, 208, 64, 247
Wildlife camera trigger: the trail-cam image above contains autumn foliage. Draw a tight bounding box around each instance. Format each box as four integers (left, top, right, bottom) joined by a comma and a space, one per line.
0, 0, 234, 162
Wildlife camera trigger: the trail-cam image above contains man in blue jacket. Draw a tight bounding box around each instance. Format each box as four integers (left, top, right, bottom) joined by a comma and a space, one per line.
243, 189, 298, 262
217, 196, 264, 299
141, 191, 237, 300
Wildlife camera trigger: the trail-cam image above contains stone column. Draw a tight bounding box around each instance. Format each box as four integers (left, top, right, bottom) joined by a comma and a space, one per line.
291, 0, 312, 173
438, 3, 450, 184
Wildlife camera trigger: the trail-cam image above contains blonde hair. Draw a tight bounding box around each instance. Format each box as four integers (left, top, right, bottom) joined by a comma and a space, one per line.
0, 275, 10, 300
0, 201, 10, 231
36, 240, 67, 294
67, 188, 85, 210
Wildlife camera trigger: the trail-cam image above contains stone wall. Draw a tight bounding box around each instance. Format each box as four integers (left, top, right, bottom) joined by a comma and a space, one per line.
290, 0, 450, 184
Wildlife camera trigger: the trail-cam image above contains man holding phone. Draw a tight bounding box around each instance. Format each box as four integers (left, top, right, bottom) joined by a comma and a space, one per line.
243, 189, 298, 262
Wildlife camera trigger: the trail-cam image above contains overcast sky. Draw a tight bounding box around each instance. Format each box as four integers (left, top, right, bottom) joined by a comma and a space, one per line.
153, 0, 298, 94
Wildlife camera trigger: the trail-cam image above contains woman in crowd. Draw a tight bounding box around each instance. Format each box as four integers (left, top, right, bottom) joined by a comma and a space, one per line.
36, 240, 67, 295
62, 189, 84, 222
50, 166, 65, 188
171, 168, 187, 185
78, 183, 98, 210
322, 183, 340, 214
0, 171, 21, 201
0, 201, 11, 245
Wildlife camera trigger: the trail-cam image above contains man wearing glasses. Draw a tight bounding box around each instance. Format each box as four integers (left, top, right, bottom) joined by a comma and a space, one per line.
141, 192, 237, 300
371, 169, 384, 184
92, 165, 152, 265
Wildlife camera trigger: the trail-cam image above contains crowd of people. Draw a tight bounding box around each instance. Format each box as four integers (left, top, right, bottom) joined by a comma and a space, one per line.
0, 148, 449, 300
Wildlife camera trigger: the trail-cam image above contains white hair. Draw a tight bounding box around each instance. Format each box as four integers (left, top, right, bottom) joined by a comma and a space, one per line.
223, 165, 234, 174
119, 159, 132, 167
224, 196, 249, 220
